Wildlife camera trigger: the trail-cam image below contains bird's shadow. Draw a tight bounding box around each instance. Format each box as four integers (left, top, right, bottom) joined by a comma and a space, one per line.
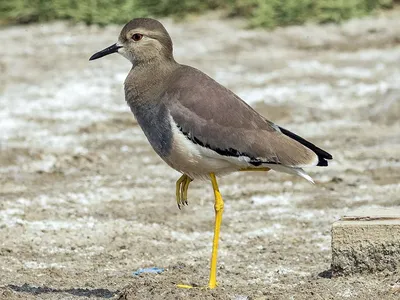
8, 283, 119, 298
318, 269, 333, 279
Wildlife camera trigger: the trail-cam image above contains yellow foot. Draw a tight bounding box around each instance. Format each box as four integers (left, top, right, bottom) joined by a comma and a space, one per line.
177, 284, 194, 289
175, 174, 193, 209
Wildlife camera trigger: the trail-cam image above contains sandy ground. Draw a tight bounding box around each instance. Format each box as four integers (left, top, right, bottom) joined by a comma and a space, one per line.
1, 12, 400, 300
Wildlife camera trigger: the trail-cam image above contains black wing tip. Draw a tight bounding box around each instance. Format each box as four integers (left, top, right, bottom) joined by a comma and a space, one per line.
317, 147, 333, 166
317, 150, 333, 167
317, 157, 329, 167
278, 126, 332, 167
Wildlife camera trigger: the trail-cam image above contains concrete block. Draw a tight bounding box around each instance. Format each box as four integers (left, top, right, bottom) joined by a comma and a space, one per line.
331, 207, 400, 276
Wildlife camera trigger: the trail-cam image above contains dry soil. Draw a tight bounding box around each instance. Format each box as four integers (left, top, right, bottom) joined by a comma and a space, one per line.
1, 13, 400, 300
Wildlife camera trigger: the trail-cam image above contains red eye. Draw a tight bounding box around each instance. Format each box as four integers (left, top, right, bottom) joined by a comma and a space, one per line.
132, 34, 143, 41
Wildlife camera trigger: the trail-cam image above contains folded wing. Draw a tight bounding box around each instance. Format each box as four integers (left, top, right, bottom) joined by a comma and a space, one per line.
166, 66, 332, 176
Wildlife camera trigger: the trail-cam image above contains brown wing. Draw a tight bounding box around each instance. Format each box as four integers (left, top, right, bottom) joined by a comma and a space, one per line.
166, 65, 332, 167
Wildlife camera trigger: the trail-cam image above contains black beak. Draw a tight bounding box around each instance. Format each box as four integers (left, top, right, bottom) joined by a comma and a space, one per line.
89, 43, 122, 61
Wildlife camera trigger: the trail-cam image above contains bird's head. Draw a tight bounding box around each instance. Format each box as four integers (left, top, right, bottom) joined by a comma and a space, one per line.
89, 18, 174, 65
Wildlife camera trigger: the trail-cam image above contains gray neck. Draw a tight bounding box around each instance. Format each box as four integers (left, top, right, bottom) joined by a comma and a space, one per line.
123, 58, 177, 158
124, 57, 178, 108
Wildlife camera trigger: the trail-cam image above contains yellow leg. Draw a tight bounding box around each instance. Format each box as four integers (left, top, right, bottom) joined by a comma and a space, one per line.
181, 176, 192, 206
177, 173, 224, 289
208, 173, 224, 289
175, 174, 186, 209
176, 174, 192, 209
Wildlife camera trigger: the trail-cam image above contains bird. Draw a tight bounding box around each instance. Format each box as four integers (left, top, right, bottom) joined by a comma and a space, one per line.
89, 18, 332, 289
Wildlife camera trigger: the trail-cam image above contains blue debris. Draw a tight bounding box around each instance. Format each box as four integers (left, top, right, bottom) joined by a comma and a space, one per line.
133, 267, 164, 276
